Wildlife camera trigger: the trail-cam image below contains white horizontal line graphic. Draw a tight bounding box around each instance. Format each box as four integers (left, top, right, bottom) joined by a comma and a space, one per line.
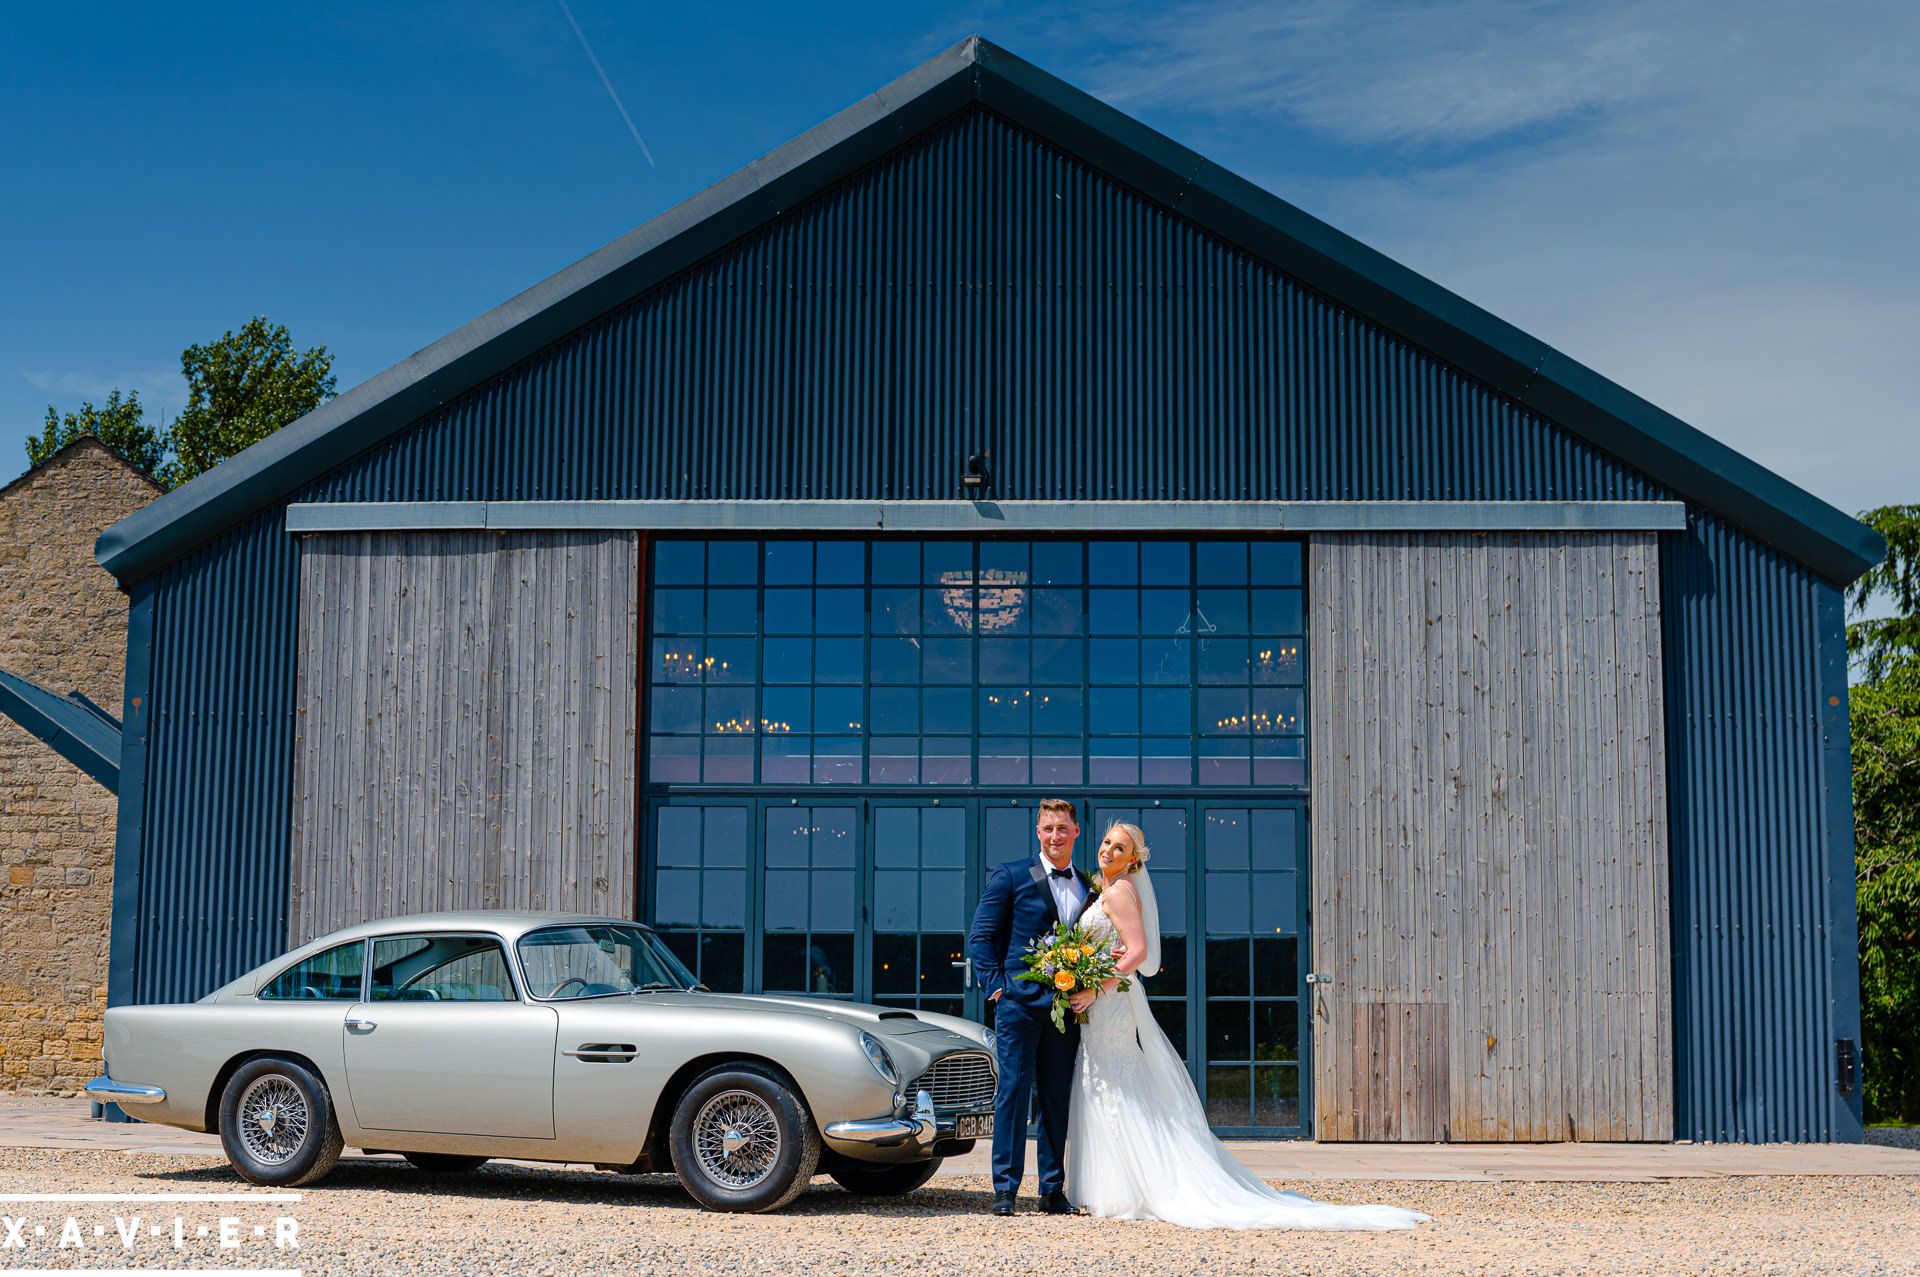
0, 1194, 301, 1203
1, 1270, 300, 1276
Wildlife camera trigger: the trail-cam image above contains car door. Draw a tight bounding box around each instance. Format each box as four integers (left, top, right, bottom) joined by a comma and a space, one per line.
342, 931, 558, 1139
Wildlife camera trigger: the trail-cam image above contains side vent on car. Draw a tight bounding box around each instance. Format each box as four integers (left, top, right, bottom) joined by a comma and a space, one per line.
561, 1043, 639, 1063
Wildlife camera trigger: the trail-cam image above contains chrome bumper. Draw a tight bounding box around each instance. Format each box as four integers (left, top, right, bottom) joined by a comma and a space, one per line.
824, 1089, 986, 1151
84, 1075, 166, 1105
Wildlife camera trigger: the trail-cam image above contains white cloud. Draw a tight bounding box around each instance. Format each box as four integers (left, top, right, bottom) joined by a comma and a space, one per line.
1083, 0, 1667, 147
1053, 0, 1920, 514
21, 365, 186, 418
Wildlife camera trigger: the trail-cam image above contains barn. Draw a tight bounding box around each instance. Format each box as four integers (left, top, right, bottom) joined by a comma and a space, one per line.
84, 38, 1882, 1143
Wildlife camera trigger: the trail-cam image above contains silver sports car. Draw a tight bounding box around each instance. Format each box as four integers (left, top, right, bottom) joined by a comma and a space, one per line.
87, 912, 995, 1212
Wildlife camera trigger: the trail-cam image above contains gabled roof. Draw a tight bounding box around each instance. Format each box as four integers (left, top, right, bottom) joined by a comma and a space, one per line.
0, 668, 121, 792
95, 36, 1884, 586
3, 435, 164, 502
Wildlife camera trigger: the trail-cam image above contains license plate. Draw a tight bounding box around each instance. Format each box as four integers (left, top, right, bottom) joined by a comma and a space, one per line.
955, 1113, 992, 1139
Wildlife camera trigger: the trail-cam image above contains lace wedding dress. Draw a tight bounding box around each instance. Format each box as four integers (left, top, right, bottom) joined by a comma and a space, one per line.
1065, 887, 1429, 1230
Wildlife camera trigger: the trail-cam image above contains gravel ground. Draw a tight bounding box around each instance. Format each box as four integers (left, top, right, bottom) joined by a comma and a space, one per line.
1869, 1127, 1920, 1151
0, 1147, 1916, 1276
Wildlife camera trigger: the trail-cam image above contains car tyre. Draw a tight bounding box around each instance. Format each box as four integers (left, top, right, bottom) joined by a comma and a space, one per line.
218, 1057, 344, 1187
826, 1155, 942, 1196
669, 1064, 820, 1213
402, 1152, 490, 1173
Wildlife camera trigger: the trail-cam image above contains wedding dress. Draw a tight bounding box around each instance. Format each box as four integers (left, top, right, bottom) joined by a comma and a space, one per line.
1065, 880, 1429, 1230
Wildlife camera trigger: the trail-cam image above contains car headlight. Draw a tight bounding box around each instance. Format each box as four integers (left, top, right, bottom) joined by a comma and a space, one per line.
858, 1031, 899, 1086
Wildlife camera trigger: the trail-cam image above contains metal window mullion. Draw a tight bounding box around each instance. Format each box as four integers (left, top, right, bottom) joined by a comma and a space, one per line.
861, 539, 872, 789
854, 797, 872, 1004
1295, 801, 1313, 1139
752, 539, 765, 785
969, 539, 981, 785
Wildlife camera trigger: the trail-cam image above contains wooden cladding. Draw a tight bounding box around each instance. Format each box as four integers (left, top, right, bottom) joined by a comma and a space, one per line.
1311, 533, 1673, 1141
1352, 1002, 1451, 1141
290, 531, 640, 944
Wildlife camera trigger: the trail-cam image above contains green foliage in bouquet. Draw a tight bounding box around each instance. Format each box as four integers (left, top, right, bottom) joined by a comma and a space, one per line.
1015, 919, 1132, 1032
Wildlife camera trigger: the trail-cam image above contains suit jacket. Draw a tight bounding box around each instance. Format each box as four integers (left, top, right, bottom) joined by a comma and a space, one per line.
967, 856, 1098, 1010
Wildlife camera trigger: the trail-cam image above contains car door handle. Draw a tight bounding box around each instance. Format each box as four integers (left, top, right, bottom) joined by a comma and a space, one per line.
345, 1018, 377, 1032
561, 1043, 638, 1062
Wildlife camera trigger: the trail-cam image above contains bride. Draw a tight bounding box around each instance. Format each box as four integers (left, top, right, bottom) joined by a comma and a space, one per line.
1063, 821, 1430, 1230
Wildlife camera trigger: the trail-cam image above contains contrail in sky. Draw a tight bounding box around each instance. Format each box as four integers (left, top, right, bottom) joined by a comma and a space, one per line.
557, 0, 656, 167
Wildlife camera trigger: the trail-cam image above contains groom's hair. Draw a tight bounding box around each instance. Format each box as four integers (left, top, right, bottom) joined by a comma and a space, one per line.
1037, 797, 1079, 824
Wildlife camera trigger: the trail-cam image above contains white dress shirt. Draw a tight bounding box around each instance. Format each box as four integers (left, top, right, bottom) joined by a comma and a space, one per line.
1038, 851, 1086, 921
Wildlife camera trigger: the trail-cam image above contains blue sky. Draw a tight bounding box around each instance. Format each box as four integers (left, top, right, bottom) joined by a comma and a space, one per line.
3, 1, 1914, 517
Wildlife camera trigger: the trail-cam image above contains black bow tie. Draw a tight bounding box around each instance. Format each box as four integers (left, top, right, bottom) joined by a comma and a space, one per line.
1049, 866, 1076, 879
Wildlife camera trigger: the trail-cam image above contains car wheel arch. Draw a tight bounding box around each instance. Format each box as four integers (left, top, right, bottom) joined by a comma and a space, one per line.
642, 1053, 811, 1165
205, 1050, 334, 1135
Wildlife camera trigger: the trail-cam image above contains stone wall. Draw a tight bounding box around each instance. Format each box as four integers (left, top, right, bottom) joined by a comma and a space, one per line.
0, 440, 160, 1094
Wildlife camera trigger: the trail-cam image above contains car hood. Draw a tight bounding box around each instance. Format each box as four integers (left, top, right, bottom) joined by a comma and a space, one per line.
621, 992, 987, 1047
687, 993, 961, 1032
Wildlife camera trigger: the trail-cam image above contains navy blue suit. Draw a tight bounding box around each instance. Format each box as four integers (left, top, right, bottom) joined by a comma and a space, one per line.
967, 855, 1094, 1197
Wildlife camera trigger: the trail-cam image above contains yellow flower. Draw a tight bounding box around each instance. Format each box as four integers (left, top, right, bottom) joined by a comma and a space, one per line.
1053, 969, 1077, 991
1062, 947, 1082, 965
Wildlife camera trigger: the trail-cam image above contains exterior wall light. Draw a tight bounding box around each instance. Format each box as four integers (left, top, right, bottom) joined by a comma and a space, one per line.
962, 450, 992, 495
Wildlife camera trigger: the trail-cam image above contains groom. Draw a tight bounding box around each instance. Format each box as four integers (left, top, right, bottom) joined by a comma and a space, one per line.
966, 797, 1098, 1217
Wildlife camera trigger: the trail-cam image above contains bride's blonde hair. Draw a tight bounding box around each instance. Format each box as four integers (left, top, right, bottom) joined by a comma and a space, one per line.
1103, 821, 1150, 874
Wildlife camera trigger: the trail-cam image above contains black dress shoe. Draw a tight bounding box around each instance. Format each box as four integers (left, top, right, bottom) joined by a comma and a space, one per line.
991, 1191, 1016, 1216
1039, 1189, 1076, 1215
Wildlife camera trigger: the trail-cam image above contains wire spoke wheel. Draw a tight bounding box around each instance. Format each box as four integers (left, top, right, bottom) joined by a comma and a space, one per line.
236, 1075, 309, 1166
690, 1089, 782, 1190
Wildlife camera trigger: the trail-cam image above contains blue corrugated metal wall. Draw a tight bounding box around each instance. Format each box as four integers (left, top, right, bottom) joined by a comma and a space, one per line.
306, 111, 1662, 507
135, 508, 298, 1005
1661, 512, 1860, 1141
123, 106, 1856, 1139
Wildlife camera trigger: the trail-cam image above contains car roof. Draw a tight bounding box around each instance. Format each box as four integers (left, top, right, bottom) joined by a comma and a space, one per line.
301, 911, 650, 949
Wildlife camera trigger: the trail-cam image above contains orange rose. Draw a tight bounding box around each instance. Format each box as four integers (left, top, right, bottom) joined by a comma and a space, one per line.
1052, 970, 1076, 991
1062, 947, 1082, 965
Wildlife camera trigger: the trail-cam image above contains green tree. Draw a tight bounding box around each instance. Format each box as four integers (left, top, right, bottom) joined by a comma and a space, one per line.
1854, 654, 1920, 1123
1848, 504, 1920, 681
1850, 503, 1920, 1123
165, 317, 336, 487
24, 388, 168, 484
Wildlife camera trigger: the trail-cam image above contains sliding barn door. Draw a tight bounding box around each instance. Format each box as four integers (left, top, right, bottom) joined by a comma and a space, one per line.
289, 530, 639, 943
1310, 533, 1672, 1141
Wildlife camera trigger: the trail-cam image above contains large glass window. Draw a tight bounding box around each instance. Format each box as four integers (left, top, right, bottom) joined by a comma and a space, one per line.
870, 804, 968, 1019
1201, 807, 1302, 1129
762, 805, 857, 995
646, 538, 1306, 790
652, 803, 749, 990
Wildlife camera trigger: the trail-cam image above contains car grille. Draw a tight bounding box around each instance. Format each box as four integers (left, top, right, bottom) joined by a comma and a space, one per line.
909, 1051, 997, 1112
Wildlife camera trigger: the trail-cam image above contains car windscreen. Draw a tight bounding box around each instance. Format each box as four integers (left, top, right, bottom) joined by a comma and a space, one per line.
516, 924, 701, 999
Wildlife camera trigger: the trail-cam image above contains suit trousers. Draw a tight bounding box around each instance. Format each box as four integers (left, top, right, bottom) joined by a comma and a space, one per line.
989, 995, 1080, 1196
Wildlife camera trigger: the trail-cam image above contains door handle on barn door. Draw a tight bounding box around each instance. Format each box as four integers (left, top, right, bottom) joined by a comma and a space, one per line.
1305, 973, 1332, 984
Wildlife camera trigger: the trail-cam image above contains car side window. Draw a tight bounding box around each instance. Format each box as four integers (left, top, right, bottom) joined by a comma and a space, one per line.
369, 935, 517, 1002
258, 941, 365, 1001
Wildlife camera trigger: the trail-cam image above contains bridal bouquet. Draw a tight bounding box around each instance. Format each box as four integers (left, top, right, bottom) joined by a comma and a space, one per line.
1014, 921, 1132, 1032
